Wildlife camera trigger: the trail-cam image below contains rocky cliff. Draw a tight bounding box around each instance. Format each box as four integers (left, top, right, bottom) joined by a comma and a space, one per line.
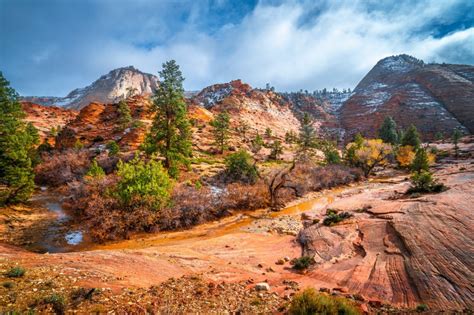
340, 55, 473, 141
23, 66, 159, 110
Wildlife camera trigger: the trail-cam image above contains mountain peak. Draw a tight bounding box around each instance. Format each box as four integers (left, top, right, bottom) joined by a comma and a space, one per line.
377, 54, 425, 72
23, 66, 159, 110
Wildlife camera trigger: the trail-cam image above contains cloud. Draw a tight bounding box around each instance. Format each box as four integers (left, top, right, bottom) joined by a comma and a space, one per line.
0, 0, 472, 96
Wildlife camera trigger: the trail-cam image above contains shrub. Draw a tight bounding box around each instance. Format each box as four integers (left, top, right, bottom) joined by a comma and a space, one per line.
2, 281, 14, 289
322, 209, 353, 226
323, 147, 341, 165
408, 170, 446, 194
224, 150, 258, 183
416, 303, 429, 312
35, 149, 90, 186
292, 256, 314, 270
6, 266, 25, 278
289, 288, 360, 315
85, 159, 105, 179
106, 141, 120, 156
43, 293, 66, 314
115, 156, 172, 210
396, 145, 415, 168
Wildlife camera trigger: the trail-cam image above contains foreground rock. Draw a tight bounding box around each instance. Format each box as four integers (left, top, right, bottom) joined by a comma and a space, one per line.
298, 158, 474, 311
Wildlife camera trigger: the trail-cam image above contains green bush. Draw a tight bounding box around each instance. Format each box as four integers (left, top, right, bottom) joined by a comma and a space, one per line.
323, 209, 353, 226
289, 288, 360, 315
85, 159, 105, 179
225, 150, 258, 184
292, 256, 314, 271
115, 156, 172, 209
408, 171, 446, 194
6, 266, 25, 278
324, 148, 341, 165
106, 140, 120, 156
416, 304, 429, 312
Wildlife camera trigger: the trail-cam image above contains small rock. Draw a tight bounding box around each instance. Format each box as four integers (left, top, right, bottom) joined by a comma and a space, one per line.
255, 282, 270, 291
319, 287, 330, 293
275, 259, 285, 265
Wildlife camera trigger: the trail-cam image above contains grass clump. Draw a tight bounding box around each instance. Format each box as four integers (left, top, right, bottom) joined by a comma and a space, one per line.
291, 256, 314, 271
322, 209, 353, 226
43, 293, 66, 314
289, 288, 361, 315
6, 266, 25, 278
2, 281, 14, 289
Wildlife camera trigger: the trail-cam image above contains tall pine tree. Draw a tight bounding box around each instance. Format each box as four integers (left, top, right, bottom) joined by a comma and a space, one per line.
298, 112, 318, 155
379, 116, 398, 144
0, 72, 39, 205
210, 111, 230, 154
401, 124, 421, 149
117, 99, 132, 130
143, 60, 192, 178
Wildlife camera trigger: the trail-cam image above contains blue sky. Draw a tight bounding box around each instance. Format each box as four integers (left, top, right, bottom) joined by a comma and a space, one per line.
1, 0, 473, 96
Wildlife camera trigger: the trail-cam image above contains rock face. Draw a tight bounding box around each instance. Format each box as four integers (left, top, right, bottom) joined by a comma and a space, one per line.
340, 55, 473, 141
191, 79, 301, 143
297, 160, 474, 310
21, 102, 78, 142
23, 66, 159, 110
55, 96, 152, 150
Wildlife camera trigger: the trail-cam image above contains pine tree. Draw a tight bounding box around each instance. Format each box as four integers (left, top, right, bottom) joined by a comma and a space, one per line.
265, 127, 273, 139
379, 116, 398, 144
298, 113, 317, 155
0, 72, 39, 205
411, 148, 430, 173
210, 111, 230, 154
143, 60, 192, 178
452, 128, 462, 157
401, 125, 421, 149
250, 133, 264, 155
117, 100, 132, 130
268, 140, 283, 160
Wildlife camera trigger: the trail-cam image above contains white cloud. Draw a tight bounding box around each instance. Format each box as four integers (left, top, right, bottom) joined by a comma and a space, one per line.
108, 0, 472, 92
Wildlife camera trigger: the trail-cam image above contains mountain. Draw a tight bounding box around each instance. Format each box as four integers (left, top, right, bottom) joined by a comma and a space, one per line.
340, 55, 473, 141
22, 66, 159, 110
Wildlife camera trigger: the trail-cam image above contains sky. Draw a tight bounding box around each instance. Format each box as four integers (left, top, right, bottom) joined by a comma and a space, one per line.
1, 0, 473, 96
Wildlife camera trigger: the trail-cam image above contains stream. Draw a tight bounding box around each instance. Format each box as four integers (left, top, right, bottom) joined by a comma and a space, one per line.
28, 189, 86, 253
29, 178, 390, 253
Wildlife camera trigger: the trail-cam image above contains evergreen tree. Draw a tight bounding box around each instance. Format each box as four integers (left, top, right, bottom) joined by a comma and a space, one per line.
250, 133, 264, 155
117, 100, 132, 130
268, 140, 283, 160
210, 111, 230, 154
378, 116, 398, 144
401, 125, 421, 149
0, 72, 39, 205
452, 128, 462, 157
106, 140, 120, 156
298, 113, 318, 155
265, 127, 273, 138
411, 148, 430, 173
143, 60, 192, 178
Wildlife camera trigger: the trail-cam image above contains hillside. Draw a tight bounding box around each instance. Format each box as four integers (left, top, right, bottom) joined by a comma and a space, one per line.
340, 55, 473, 141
